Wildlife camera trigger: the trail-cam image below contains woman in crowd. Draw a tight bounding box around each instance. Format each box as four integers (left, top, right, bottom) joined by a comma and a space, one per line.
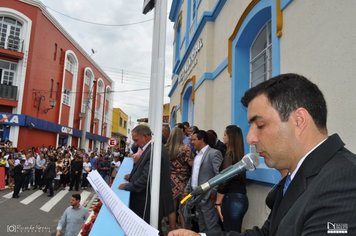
54, 155, 63, 190
165, 127, 194, 228
81, 157, 92, 189
61, 153, 71, 188
215, 125, 248, 232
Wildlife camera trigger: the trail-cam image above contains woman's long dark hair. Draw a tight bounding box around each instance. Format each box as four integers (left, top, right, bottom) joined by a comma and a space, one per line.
225, 125, 244, 165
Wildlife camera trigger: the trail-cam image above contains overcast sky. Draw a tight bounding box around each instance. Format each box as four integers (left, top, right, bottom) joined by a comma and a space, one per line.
38, 0, 174, 124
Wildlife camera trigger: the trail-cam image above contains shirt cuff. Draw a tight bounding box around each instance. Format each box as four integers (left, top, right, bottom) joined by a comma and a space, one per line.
199, 233, 207, 236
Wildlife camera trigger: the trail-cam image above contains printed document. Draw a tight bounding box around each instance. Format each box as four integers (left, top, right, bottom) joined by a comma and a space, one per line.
87, 170, 159, 236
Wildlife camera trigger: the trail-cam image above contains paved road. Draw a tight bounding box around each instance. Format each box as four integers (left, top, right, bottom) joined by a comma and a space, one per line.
0, 186, 95, 236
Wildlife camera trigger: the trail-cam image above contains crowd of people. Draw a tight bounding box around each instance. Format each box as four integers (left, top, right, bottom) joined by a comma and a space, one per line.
118, 119, 249, 235
0, 144, 125, 198
118, 74, 356, 236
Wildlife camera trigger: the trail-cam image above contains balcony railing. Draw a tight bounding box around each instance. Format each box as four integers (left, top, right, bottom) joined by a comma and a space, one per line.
0, 36, 23, 53
0, 84, 17, 100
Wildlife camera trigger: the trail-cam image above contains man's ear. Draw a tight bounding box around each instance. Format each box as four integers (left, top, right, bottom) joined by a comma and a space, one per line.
293, 108, 308, 134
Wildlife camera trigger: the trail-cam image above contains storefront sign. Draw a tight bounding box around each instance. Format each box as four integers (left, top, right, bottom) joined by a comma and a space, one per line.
61, 126, 73, 135
0, 113, 26, 125
108, 138, 117, 147
179, 38, 203, 84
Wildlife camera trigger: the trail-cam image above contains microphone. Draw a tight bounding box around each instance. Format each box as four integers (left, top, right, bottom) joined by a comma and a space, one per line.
190, 152, 259, 196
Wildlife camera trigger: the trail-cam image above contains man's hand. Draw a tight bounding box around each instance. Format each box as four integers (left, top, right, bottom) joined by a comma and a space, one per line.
55, 230, 61, 236
118, 183, 127, 190
124, 174, 130, 181
215, 205, 224, 222
168, 229, 199, 236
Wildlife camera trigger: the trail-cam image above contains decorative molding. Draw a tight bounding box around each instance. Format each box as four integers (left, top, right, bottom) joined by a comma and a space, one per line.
276, 0, 283, 37
180, 76, 196, 111
228, 0, 259, 77
195, 58, 228, 91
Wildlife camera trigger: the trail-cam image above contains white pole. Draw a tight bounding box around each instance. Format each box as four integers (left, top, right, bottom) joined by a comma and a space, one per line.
149, 0, 167, 228
148, 2, 159, 129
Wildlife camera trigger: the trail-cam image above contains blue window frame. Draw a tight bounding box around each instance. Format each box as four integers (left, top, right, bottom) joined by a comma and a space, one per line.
231, 0, 281, 185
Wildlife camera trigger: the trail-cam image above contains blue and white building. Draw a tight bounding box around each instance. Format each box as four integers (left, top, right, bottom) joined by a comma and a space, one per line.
168, 0, 356, 227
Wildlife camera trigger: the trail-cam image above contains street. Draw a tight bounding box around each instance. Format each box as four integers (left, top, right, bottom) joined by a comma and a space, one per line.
0, 187, 95, 236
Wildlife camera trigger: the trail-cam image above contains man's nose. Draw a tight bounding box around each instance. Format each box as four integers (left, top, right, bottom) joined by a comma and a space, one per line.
246, 128, 258, 145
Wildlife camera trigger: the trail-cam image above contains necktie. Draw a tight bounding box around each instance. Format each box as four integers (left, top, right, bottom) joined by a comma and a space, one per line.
283, 174, 291, 195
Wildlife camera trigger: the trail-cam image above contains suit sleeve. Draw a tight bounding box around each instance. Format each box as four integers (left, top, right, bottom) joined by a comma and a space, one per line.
210, 149, 223, 192
124, 157, 150, 192
300, 158, 356, 235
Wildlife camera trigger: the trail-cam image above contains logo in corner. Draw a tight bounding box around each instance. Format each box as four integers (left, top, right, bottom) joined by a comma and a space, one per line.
327, 222, 348, 234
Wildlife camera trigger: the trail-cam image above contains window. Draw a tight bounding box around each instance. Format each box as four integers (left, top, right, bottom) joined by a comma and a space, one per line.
250, 21, 272, 87
175, 17, 181, 64
62, 89, 71, 105
124, 121, 127, 129
81, 100, 86, 113
96, 80, 104, 113
85, 69, 93, 85
119, 117, 123, 127
59, 48, 63, 64
65, 55, 75, 73
50, 79, 54, 98
0, 16, 22, 51
189, 0, 197, 37
0, 60, 17, 85
192, 0, 196, 21
54, 43, 57, 61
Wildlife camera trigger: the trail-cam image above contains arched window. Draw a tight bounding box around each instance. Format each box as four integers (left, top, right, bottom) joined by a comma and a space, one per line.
0, 16, 22, 51
250, 21, 272, 87
85, 69, 93, 85
65, 54, 76, 73
96, 80, 104, 113
98, 80, 104, 93
181, 79, 194, 125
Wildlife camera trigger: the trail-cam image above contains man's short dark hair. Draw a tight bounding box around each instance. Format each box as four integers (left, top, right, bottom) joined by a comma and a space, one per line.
194, 130, 208, 144
72, 194, 81, 201
132, 124, 152, 136
176, 123, 185, 132
241, 73, 327, 131
182, 121, 190, 128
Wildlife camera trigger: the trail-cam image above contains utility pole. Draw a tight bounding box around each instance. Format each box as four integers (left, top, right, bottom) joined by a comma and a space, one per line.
80, 80, 96, 150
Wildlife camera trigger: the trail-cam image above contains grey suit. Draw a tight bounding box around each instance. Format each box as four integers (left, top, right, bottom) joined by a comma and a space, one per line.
186, 146, 223, 231
207, 134, 356, 236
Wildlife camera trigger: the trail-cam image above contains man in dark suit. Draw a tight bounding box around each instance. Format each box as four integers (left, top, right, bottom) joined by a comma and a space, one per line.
119, 124, 174, 230
169, 73, 356, 236
184, 130, 223, 232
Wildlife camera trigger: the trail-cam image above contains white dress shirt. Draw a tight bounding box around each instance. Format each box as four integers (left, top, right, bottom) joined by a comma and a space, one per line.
191, 145, 209, 189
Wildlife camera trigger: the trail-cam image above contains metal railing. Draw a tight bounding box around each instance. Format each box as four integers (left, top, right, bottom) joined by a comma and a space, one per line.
0, 84, 17, 100
0, 36, 23, 52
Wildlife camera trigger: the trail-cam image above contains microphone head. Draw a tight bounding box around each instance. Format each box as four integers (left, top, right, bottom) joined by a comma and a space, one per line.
242, 153, 260, 171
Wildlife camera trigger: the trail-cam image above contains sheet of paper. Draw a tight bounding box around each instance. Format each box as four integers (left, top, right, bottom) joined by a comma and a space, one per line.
87, 170, 159, 236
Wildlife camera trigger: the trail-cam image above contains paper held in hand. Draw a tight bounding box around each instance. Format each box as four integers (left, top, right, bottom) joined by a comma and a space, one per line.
87, 170, 159, 236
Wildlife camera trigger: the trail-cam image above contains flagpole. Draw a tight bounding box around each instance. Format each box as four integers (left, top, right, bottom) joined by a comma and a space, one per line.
146, 0, 167, 228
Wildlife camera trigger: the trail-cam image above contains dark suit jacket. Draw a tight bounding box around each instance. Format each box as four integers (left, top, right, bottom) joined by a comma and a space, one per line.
43, 161, 56, 179
124, 142, 173, 223
207, 134, 356, 236
215, 139, 226, 158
